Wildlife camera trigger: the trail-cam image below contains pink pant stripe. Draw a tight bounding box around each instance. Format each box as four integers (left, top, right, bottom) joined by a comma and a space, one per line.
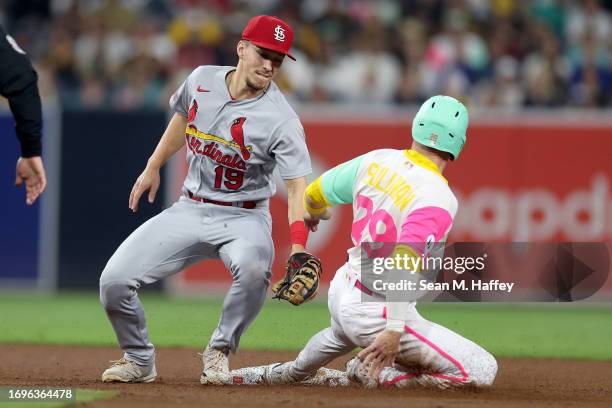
383, 373, 419, 385
381, 307, 469, 385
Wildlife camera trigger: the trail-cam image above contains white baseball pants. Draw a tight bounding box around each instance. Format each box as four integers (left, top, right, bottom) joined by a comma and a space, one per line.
288, 263, 498, 388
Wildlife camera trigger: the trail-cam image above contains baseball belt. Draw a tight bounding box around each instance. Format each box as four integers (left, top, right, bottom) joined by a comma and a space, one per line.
187, 190, 257, 209
344, 270, 385, 299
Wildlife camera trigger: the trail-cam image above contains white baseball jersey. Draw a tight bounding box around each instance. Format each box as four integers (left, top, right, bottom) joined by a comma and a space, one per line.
282, 148, 497, 389
314, 148, 458, 279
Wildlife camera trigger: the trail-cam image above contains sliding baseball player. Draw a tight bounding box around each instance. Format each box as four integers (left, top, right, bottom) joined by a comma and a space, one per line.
229, 95, 498, 389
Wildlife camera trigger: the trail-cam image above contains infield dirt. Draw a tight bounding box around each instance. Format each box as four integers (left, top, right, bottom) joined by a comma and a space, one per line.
1, 344, 610, 407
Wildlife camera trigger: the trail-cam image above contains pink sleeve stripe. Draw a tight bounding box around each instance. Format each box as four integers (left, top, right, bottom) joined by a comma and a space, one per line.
398, 206, 452, 253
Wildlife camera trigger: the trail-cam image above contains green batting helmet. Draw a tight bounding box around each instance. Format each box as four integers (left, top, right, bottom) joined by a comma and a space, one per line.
411, 95, 468, 160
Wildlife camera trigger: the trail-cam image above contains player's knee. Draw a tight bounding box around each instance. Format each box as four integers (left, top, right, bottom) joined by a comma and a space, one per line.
479, 351, 498, 386
468, 351, 498, 387
99, 250, 130, 283
239, 269, 271, 289
99, 280, 133, 311
233, 260, 271, 288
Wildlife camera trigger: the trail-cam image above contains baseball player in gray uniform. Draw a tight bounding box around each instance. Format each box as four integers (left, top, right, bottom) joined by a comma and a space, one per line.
100, 15, 312, 385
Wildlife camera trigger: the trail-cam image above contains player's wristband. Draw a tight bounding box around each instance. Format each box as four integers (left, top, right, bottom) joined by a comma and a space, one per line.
304, 199, 329, 216
385, 302, 411, 332
304, 176, 330, 216
290, 221, 309, 247
385, 319, 406, 333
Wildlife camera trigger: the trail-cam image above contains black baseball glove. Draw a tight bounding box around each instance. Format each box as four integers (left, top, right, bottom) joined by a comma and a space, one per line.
272, 252, 322, 305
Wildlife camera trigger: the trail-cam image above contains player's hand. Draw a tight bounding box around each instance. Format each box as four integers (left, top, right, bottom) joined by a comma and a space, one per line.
15, 156, 47, 206
129, 165, 160, 212
357, 330, 402, 381
303, 209, 332, 232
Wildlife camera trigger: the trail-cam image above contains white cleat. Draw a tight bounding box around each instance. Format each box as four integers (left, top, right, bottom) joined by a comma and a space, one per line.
346, 357, 378, 388
301, 367, 351, 387
101, 357, 157, 383
262, 362, 350, 387
200, 345, 231, 385
262, 362, 298, 385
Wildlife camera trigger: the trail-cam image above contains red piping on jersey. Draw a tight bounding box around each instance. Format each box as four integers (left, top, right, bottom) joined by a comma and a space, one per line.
381, 307, 469, 385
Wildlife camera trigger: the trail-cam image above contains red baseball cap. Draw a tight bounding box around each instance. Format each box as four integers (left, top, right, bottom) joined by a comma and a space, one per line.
242, 15, 296, 61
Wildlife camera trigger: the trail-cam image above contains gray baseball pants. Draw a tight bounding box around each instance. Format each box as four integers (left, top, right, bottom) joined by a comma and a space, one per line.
99, 197, 274, 365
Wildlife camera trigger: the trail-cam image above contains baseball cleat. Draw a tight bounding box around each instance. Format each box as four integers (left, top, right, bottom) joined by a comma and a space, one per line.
346, 357, 378, 388
301, 367, 351, 387
262, 362, 351, 387
262, 362, 298, 385
200, 345, 231, 385
101, 357, 157, 383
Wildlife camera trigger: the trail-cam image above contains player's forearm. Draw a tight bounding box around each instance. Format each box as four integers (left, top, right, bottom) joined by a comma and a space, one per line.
3, 68, 42, 157
286, 177, 308, 224
385, 301, 411, 332
0, 27, 43, 158
384, 243, 419, 331
286, 177, 309, 252
147, 113, 187, 170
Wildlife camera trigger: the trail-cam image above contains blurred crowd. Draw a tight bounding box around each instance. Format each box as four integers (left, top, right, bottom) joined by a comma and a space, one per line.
1, 0, 611, 110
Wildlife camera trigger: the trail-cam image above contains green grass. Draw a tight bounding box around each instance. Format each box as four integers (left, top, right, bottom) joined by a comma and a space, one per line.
0, 292, 611, 360
0, 389, 117, 407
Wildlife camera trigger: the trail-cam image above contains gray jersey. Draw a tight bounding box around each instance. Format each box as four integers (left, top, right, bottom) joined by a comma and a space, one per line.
170, 65, 311, 202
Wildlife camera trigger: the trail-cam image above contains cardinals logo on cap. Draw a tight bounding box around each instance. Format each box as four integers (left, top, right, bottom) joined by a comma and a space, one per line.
241, 15, 296, 60
274, 25, 285, 42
